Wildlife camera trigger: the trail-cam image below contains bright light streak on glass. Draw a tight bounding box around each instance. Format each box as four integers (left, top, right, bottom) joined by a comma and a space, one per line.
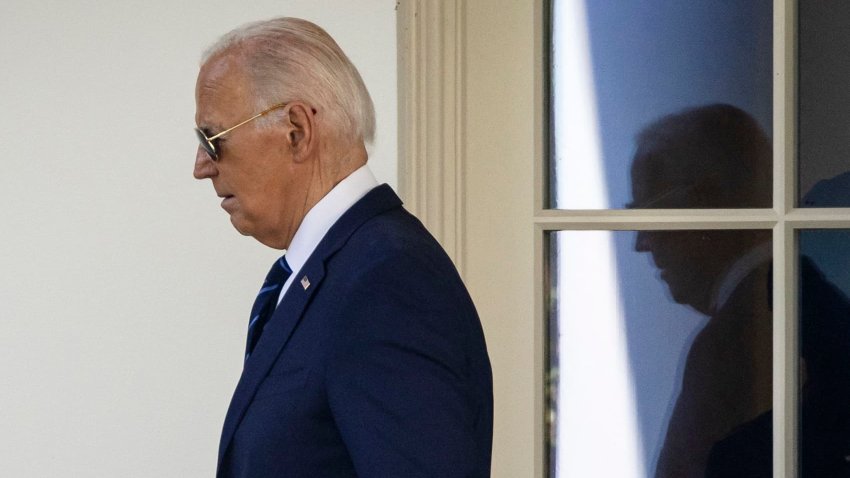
555, 231, 644, 477
551, 0, 608, 209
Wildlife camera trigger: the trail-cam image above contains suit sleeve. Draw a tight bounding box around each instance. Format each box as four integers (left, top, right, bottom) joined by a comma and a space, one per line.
324, 253, 487, 478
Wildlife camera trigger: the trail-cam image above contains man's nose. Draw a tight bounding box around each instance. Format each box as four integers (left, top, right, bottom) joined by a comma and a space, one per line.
193, 147, 218, 179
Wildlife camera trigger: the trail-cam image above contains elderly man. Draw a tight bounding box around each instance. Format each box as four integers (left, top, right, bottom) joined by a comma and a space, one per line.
631, 104, 850, 477
192, 18, 493, 478
629, 104, 773, 478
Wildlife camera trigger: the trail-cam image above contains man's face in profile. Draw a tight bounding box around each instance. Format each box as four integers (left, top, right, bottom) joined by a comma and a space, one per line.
634, 229, 721, 311
193, 51, 301, 247
630, 154, 747, 313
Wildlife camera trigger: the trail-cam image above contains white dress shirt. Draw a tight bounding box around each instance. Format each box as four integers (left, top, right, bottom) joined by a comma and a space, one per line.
709, 241, 772, 313
276, 164, 379, 306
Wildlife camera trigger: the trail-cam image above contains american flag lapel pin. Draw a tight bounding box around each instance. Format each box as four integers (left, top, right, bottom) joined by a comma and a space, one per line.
301, 276, 310, 290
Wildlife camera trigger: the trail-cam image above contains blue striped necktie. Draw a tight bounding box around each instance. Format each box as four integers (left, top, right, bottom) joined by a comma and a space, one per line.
245, 255, 292, 362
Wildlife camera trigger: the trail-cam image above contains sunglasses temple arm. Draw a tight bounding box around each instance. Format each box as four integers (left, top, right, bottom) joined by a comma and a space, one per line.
207, 112, 264, 141
207, 103, 288, 141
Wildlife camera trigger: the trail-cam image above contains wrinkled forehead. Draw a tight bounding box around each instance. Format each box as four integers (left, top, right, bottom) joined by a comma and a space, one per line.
194, 52, 253, 127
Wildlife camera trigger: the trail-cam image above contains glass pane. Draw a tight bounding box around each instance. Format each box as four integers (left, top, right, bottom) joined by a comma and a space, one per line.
547, 229, 773, 477
798, 230, 850, 476
799, 3, 850, 207
549, 0, 773, 209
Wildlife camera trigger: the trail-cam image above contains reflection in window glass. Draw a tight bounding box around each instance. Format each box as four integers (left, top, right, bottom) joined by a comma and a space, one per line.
547, 230, 772, 478
799, 3, 850, 207
798, 230, 850, 476
549, 0, 772, 209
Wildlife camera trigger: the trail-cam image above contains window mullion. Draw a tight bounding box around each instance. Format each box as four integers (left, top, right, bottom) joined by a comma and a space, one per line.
774, 0, 797, 476
773, 220, 799, 478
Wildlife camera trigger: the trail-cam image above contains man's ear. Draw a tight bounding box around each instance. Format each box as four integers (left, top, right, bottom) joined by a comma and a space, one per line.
283, 103, 315, 162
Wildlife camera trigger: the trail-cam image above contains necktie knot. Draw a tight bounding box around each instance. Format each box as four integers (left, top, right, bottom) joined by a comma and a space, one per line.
245, 255, 292, 362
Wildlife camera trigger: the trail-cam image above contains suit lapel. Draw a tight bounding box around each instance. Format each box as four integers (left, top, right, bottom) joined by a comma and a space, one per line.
217, 259, 326, 466
217, 184, 403, 466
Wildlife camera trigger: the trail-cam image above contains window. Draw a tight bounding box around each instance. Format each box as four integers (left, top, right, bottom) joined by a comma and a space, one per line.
544, 2, 850, 477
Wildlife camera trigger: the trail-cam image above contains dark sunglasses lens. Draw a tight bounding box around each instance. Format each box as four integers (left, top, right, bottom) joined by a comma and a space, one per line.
195, 128, 218, 160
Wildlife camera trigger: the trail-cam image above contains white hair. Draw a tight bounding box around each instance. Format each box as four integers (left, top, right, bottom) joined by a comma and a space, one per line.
202, 17, 376, 146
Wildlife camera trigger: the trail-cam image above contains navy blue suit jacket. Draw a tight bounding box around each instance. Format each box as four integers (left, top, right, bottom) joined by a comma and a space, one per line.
217, 185, 493, 478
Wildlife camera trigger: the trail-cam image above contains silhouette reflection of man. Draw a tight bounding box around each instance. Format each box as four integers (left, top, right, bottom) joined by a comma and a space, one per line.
631, 104, 850, 478
630, 104, 773, 478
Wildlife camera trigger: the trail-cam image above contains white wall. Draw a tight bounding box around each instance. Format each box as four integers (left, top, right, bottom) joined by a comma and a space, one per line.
0, 1, 396, 476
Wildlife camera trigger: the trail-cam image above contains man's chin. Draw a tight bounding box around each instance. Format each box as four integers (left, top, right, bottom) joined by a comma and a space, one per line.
666, 286, 712, 314
228, 214, 287, 248
229, 214, 253, 237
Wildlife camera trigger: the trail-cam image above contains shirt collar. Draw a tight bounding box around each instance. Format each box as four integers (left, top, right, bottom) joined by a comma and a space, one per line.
283, 164, 379, 276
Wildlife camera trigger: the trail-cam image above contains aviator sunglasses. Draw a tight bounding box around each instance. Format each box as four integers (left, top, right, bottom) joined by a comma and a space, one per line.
195, 102, 288, 161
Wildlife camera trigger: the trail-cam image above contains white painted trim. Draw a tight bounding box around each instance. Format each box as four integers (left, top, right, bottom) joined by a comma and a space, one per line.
397, 0, 466, 274
774, 1, 797, 476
